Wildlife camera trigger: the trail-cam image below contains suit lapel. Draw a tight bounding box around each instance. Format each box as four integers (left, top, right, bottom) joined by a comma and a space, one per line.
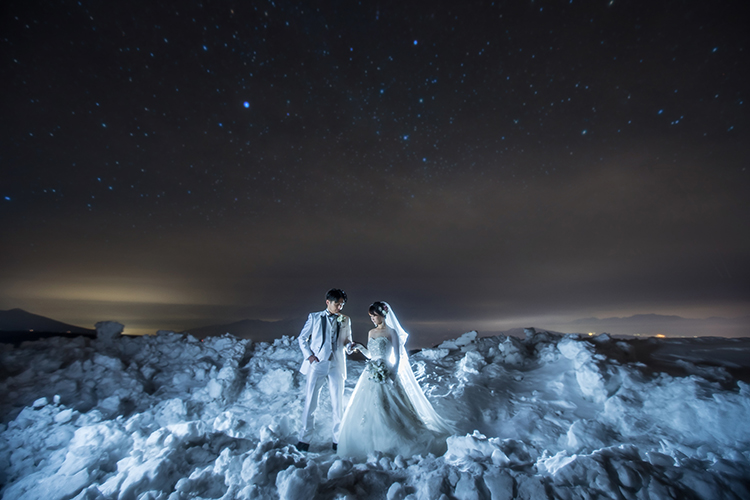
318, 311, 340, 352
318, 311, 327, 351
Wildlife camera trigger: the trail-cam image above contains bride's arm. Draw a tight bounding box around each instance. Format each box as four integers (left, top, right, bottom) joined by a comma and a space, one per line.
350, 340, 370, 358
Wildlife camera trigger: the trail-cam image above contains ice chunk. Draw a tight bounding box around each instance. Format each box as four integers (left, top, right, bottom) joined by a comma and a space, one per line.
206, 378, 223, 399
420, 348, 450, 360
446, 431, 508, 464
275, 462, 320, 500
58, 423, 132, 476
154, 398, 188, 427
257, 368, 293, 395
456, 331, 478, 346
454, 471, 482, 500
95, 321, 124, 343
536, 450, 576, 475
54, 408, 76, 424
166, 421, 208, 441
327, 459, 352, 480
457, 351, 486, 380
482, 469, 514, 500
213, 411, 252, 439
3, 468, 90, 500
565, 420, 608, 453
387, 481, 406, 500
439, 331, 478, 351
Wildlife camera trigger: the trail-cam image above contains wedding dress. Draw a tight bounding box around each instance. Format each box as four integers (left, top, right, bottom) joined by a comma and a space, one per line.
337, 304, 453, 459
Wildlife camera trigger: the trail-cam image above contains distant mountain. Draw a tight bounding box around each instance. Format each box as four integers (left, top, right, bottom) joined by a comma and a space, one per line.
567, 314, 750, 337
183, 317, 306, 343
571, 314, 750, 325
0, 308, 95, 334
572, 314, 684, 324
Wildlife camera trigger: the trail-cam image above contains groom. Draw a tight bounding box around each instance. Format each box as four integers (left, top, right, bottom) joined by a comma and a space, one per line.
297, 288, 353, 452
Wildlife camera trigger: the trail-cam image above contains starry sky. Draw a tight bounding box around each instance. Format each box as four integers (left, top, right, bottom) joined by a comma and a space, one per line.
1, 0, 748, 340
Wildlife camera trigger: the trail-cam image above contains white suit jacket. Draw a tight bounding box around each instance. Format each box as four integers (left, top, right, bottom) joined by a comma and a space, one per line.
298, 310, 352, 379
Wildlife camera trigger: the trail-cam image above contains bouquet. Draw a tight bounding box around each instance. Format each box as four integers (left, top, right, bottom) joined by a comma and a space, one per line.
366, 359, 390, 383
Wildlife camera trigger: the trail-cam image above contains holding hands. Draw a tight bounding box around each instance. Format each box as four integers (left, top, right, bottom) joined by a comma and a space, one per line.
346, 342, 366, 355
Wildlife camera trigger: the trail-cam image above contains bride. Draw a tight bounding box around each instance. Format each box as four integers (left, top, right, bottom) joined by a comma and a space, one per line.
337, 302, 454, 459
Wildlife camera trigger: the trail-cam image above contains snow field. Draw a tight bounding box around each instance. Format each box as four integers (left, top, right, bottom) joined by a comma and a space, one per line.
1, 325, 749, 499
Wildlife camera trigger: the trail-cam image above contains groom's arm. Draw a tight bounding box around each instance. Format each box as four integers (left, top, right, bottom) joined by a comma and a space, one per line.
298, 313, 316, 361
343, 316, 353, 348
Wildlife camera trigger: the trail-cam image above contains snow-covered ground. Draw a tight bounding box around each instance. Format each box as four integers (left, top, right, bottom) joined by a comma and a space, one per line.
1, 323, 749, 500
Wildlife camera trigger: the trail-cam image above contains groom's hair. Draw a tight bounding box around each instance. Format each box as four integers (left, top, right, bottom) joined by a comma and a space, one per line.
326, 288, 347, 303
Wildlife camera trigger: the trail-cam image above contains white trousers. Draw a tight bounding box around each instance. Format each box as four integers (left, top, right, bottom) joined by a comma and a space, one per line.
298, 359, 345, 444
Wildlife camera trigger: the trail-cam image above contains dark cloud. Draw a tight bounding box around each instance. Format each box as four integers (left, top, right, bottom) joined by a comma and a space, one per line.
1, 0, 748, 338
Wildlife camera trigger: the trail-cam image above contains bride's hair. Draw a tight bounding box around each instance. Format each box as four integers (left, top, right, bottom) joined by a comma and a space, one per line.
368, 301, 389, 317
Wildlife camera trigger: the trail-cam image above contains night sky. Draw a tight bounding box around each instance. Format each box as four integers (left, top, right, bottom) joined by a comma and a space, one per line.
2, 0, 748, 340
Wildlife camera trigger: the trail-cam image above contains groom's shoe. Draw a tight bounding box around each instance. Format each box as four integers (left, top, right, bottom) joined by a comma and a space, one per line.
296, 441, 310, 452
332, 442, 338, 451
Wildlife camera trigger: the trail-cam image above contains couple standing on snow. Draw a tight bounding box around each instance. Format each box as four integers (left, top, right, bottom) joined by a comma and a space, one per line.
296, 288, 453, 458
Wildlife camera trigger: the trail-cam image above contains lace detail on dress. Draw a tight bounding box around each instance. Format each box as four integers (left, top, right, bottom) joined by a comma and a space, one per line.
368, 336, 390, 360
